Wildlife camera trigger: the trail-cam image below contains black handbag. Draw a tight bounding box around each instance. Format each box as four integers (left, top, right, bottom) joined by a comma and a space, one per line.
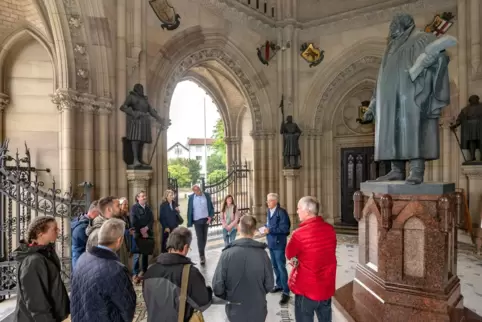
176, 212, 184, 225
135, 237, 155, 255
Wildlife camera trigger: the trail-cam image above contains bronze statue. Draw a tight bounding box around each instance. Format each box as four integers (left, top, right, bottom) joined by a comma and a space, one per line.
451, 95, 482, 163
358, 13, 454, 184
280, 115, 302, 169
120, 84, 170, 169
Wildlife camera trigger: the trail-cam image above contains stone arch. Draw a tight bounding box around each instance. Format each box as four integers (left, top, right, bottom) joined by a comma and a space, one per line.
0, 27, 56, 92
302, 37, 386, 130
148, 27, 270, 133
181, 73, 232, 134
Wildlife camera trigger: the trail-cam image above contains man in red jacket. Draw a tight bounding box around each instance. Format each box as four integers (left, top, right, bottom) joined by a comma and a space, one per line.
286, 196, 337, 322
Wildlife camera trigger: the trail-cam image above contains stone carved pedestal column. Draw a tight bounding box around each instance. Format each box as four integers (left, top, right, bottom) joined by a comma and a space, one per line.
333, 181, 479, 321
461, 165, 482, 229
126, 169, 161, 257
283, 169, 300, 228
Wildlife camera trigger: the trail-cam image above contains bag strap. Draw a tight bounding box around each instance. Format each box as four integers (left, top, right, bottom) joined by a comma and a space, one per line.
178, 264, 191, 322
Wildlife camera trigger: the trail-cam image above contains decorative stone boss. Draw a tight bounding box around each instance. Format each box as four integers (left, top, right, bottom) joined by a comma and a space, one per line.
358, 13, 457, 185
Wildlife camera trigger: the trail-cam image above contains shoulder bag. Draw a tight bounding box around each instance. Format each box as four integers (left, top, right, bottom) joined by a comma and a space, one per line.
178, 264, 204, 322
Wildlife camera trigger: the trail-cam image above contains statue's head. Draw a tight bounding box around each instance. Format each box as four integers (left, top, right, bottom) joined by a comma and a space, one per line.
286, 115, 293, 123
468, 95, 480, 105
388, 13, 415, 40
133, 83, 144, 96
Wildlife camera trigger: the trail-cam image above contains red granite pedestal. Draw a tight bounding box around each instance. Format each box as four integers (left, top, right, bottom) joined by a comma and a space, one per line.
333, 182, 482, 322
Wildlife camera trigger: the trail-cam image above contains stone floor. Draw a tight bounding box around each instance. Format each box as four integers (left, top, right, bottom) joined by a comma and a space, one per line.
0, 232, 481, 322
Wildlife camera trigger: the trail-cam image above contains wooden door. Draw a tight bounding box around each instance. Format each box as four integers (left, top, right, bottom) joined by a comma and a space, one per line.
340, 147, 391, 226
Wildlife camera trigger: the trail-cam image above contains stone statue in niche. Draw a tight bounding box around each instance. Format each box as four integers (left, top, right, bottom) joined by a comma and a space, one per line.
120, 83, 170, 169
357, 13, 455, 184
280, 115, 302, 169
450, 95, 482, 163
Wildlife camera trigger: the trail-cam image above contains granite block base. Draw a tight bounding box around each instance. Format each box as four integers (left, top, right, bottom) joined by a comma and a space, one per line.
334, 182, 482, 322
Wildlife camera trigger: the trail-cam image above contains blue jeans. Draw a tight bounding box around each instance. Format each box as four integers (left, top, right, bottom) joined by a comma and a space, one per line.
222, 228, 237, 247
295, 295, 332, 322
132, 253, 148, 275
269, 248, 290, 295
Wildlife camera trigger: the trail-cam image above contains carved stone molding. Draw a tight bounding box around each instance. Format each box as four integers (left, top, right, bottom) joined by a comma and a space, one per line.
164, 48, 263, 131
224, 136, 241, 144
315, 56, 381, 125
63, 0, 90, 92
126, 169, 154, 182
461, 165, 482, 178
283, 168, 301, 178
305, 129, 323, 139
249, 130, 275, 140
0, 93, 9, 111
51, 89, 113, 114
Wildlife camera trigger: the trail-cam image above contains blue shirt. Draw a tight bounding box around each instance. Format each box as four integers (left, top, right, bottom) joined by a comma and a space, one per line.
193, 194, 209, 221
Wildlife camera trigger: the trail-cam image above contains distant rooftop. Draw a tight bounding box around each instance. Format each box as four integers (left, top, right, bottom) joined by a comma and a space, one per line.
187, 138, 215, 145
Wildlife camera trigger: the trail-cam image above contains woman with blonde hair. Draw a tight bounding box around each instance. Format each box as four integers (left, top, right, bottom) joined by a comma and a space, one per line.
159, 189, 182, 253
12, 216, 70, 321
221, 195, 240, 247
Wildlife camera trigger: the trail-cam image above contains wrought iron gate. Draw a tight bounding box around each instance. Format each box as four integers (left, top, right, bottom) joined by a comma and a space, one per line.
0, 140, 91, 298
167, 173, 179, 205
201, 161, 251, 227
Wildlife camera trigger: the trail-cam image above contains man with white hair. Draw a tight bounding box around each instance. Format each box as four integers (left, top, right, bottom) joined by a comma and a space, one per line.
286, 196, 337, 322
71, 218, 137, 322
186, 184, 214, 265
262, 192, 291, 305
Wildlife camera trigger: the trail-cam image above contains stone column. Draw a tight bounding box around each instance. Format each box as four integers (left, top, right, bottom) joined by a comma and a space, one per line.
224, 136, 234, 168
79, 94, 96, 184
461, 165, 482, 228
250, 131, 263, 221
283, 168, 300, 228
0, 93, 10, 143
267, 132, 276, 193
51, 89, 78, 192
98, 100, 113, 197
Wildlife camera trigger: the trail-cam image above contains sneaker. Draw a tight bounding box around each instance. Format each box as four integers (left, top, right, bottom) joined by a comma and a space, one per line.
200, 256, 206, 265
270, 287, 283, 293
279, 293, 290, 305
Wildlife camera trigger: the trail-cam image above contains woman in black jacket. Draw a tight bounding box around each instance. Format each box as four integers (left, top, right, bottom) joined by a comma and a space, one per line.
12, 216, 70, 322
130, 190, 154, 283
159, 189, 181, 253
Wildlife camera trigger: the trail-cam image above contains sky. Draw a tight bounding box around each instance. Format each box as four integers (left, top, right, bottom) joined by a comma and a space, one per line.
167, 80, 220, 148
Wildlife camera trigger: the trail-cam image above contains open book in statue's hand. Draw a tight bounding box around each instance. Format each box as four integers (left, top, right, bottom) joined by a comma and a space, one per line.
409, 35, 457, 81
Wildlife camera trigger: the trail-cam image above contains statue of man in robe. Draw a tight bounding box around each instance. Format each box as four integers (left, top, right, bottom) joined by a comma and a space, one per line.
280, 115, 302, 169
120, 83, 170, 168
358, 13, 452, 184
450, 95, 482, 163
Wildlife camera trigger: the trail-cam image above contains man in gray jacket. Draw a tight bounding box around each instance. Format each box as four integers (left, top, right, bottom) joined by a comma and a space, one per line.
212, 214, 274, 322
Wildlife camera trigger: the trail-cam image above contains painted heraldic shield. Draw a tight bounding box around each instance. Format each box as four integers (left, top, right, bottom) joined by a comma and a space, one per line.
424, 13, 455, 37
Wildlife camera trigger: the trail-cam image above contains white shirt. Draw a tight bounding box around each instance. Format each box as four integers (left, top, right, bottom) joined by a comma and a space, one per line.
269, 207, 277, 218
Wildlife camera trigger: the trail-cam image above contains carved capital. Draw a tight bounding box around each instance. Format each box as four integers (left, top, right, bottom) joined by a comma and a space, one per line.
0, 93, 10, 111
51, 89, 79, 112
79, 93, 97, 113
96, 97, 114, 115
461, 165, 482, 178
249, 130, 275, 140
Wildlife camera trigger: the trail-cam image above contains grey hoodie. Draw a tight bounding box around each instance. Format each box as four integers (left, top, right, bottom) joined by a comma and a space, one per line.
86, 215, 107, 250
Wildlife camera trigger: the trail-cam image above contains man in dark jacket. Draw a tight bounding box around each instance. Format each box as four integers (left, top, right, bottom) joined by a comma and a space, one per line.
71, 218, 136, 322
71, 200, 99, 271
212, 215, 274, 322
262, 192, 291, 305
186, 184, 215, 265
143, 227, 212, 321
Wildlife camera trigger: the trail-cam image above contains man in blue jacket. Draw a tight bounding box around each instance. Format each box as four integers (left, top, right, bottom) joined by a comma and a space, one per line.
187, 184, 214, 265
263, 192, 291, 305
71, 200, 99, 271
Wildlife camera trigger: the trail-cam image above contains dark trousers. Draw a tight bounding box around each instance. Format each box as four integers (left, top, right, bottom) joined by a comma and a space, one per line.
132, 253, 148, 275
295, 295, 332, 322
161, 231, 169, 253
193, 218, 209, 257
269, 248, 290, 295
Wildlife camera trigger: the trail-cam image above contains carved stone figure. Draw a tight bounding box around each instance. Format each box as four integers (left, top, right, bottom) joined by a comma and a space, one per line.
358, 13, 452, 184
120, 84, 169, 169
451, 95, 482, 162
280, 115, 302, 169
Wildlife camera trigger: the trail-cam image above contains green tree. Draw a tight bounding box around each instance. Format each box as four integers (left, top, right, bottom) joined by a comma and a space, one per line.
207, 153, 226, 174
208, 169, 227, 184
167, 164, 191, 187
169, 158, 201, 184
211, 118, 227, 163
